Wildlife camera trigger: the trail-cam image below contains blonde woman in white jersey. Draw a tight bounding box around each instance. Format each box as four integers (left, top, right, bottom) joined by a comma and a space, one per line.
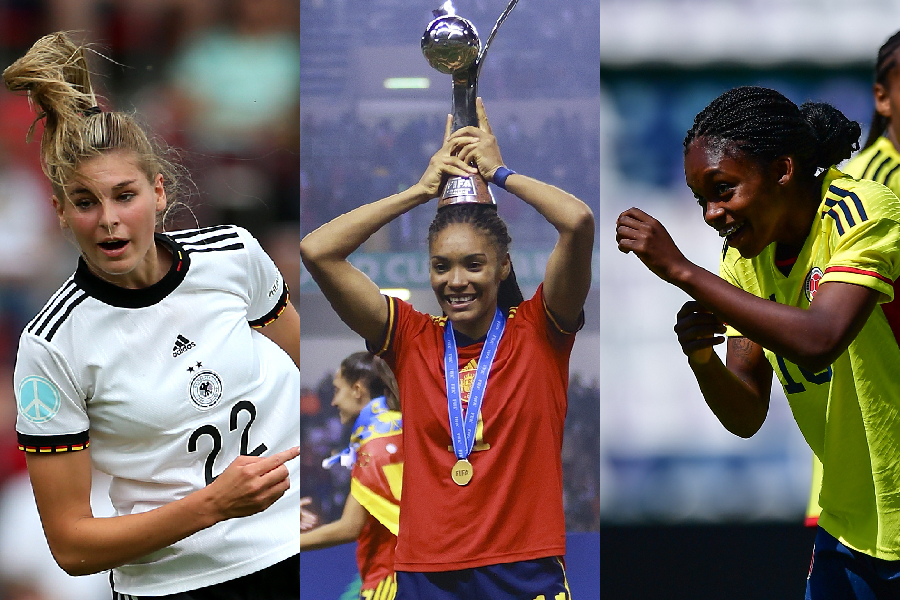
5, 32, 302, 599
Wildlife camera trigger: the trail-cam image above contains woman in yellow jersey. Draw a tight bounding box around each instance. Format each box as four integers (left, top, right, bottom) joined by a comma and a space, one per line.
616, 85, 900, 599
845, 31, 900, 197
803, 30, 900, 531
300, 352, 403, 600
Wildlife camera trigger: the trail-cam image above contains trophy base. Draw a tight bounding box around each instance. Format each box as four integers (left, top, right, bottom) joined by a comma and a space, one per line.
438, 174, 496, 208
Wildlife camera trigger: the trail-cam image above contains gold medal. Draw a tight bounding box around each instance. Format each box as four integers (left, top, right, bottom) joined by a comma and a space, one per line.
451, 459, 473, 486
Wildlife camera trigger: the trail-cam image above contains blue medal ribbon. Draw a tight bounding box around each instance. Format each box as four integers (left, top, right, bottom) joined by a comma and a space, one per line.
444, 308, 506, 463
322, 396, 395, 470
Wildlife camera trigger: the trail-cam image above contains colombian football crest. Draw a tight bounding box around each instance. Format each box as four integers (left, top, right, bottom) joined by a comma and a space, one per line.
805, 267, 824, 303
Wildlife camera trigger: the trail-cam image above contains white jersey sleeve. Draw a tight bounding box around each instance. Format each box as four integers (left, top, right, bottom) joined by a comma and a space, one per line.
233, 227, 287, 326
14, 329, 90, 451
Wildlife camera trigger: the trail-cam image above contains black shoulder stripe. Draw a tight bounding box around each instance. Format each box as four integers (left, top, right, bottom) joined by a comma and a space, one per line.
872, 157, 894, 183
167, 224, 235, 240
249, 284, 290, 328
45, 293, 89, 342
170, 226, 243, 252
27, 280, 77, 335
185, 243, 245, 254
18, 431, 90, 453
883, 164, 900, 187
863, 150, 883, 180
179, 232, 241, 248
31, 286, 86, 339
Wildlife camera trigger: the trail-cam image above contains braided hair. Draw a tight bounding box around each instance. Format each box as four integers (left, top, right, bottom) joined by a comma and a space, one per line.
862, 31, 900, 150
339, 352, 400, 412
427, 204, 524, 313
684, 86, 860, 178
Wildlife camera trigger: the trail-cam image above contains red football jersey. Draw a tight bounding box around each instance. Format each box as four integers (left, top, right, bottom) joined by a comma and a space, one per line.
374, 285, 576, 571
351, 415, 403, 589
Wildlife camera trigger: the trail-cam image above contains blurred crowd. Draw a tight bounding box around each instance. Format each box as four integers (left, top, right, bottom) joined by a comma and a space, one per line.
299, 372, 601, 533
299, 108, 600, 250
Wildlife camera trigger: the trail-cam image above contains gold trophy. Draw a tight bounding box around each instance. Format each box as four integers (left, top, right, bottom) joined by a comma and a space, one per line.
422, 0, 519, 207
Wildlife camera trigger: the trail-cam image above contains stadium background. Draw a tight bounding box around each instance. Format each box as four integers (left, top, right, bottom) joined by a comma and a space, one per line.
3, 0, 893, 599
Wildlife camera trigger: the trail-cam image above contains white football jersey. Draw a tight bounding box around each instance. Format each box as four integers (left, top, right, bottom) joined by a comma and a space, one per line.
13, 225, 300, 596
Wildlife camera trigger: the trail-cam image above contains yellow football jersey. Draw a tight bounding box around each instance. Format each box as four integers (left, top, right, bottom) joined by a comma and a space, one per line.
720, 168, 900, 559
843, 136, 900, 200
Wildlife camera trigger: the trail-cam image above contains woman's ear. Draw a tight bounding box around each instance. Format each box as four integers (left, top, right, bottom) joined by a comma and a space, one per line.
875, 82, 892, 119
773, 155, 795, 186
499, 253, 511, 281
51, 195, 68, 229
154, 173, 167, 213
351, 380, 368, 403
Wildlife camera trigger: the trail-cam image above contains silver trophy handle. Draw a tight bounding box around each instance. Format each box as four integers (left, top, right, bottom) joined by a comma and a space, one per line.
422, 1, 520, 206
476, 0, 520, 81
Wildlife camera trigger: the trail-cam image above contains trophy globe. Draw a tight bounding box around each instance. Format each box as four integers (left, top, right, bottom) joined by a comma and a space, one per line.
421, 14, 481, 76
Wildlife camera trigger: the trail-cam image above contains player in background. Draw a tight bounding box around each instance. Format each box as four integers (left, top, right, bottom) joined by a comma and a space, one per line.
300, 352, 403, 600
846, 30, 900, 197
5, 32, 301, 599
617, 85, 900, 598
300, 99, 594, 600
800, 29, 900, 530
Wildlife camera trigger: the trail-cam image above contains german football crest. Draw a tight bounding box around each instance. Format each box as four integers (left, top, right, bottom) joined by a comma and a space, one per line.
805, 267, 824, 303
188, 366, 223, 411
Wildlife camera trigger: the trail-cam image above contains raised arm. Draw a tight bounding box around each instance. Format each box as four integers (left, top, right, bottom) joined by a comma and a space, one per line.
616, 207, 880, 373
27, 445, 298, 576
299, 115, 477, 344
454, 99, 595, 330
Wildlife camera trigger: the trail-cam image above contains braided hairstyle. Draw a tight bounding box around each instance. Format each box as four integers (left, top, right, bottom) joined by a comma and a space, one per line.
862, 30, 900, 150
684, 86, 860, 179
339, 352, 401, 412
2, 31, 186, 226
427, 204, 524, 313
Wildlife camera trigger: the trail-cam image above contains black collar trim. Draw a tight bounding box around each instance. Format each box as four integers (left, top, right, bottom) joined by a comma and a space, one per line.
73, 233, 191, 308
453, 329, 487, 348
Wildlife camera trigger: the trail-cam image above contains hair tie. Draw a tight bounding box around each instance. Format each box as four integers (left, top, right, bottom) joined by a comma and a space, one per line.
82, 106, 102, 117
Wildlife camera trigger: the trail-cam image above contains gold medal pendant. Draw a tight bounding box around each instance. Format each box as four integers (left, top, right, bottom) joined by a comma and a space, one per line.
451, 459, 474, 486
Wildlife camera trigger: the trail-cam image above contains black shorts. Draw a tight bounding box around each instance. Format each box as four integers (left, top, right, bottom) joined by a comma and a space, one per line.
111, 554, 299, 600
395, 557, 570, 600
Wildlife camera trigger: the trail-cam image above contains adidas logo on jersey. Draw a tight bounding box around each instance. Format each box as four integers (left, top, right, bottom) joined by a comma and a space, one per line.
172, 334, 196, 358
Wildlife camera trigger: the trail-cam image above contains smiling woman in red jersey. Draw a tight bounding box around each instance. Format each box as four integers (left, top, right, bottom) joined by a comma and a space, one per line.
300, 98, 594, 600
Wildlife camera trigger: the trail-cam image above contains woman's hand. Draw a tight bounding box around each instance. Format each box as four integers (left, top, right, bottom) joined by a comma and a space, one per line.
207, 446, 300, 520
417, 113, 478, 197
300, 496, 318, 531
674, 301, 726, 364
451, 97, 505, 181
616, 207, 692, 283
